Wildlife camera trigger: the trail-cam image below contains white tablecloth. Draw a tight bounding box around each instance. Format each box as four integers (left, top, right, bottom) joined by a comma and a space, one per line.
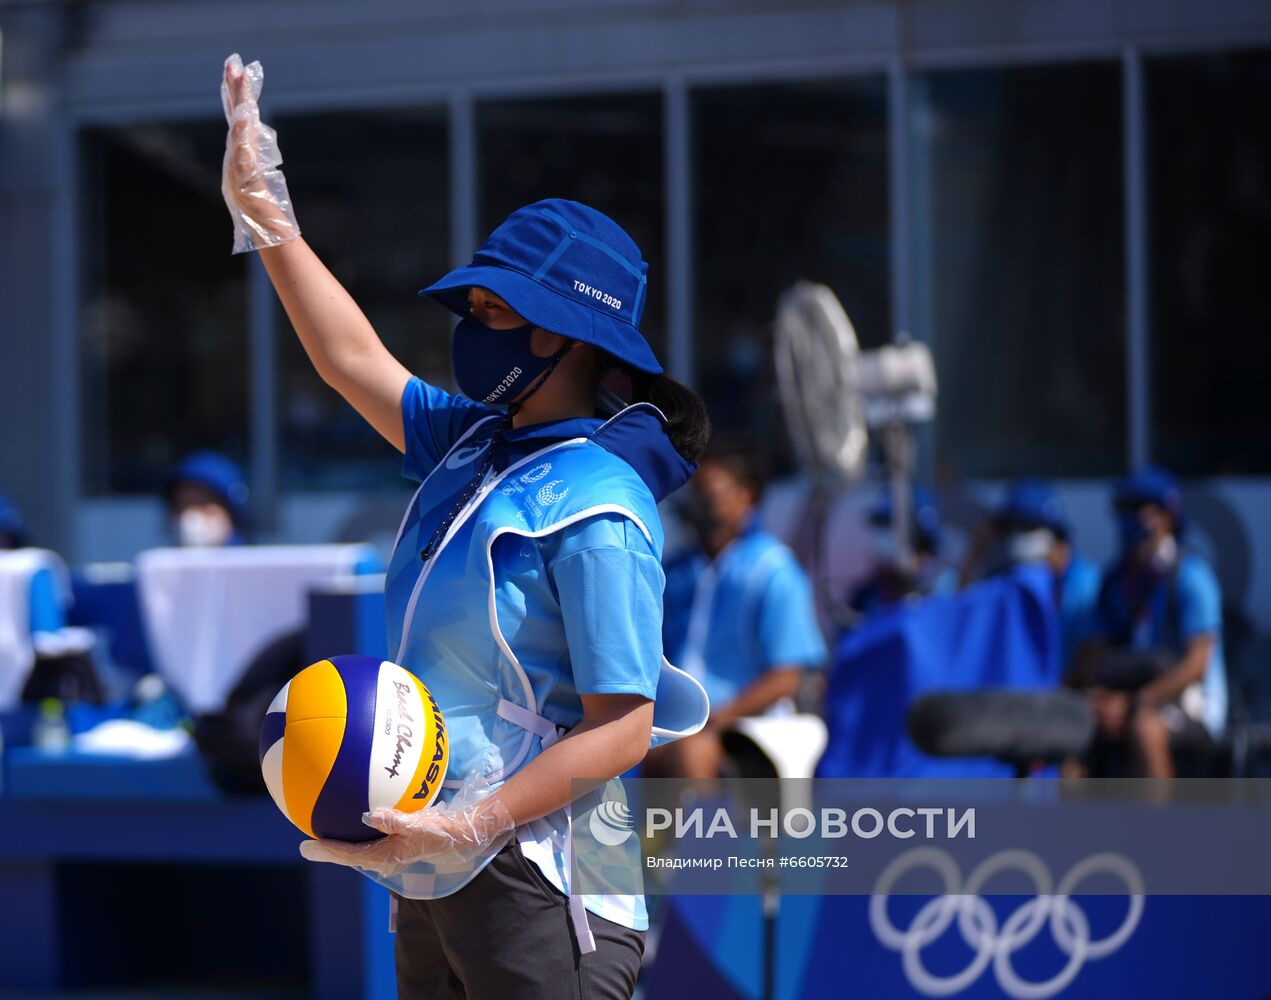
135, 544, 376, 714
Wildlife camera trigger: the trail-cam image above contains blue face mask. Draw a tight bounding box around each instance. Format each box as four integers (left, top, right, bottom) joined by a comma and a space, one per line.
871, 525, 898, 565
1117, 509, 1150, 551
450, 318, 567, 408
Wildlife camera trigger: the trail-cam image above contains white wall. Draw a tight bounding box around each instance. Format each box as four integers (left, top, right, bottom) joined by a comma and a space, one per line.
76, 488, 415, 568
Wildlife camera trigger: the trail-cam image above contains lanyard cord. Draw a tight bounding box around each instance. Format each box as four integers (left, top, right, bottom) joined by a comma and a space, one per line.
419, 344, 574, 564
418, 415, 508, 563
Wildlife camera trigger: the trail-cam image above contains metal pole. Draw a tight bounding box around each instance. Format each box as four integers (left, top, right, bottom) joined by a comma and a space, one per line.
449, 90, 478, 269
664, 77, 694, 386
1123, 46, 1150, 469
888, 57, 912, 340
248, 255, 277, 536
51, 116, 81, 557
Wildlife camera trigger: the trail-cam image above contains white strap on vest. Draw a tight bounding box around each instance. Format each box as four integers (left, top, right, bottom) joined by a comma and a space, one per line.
496, 699, 560, 748
497, 699, 596, 954
564, 801, 597, 954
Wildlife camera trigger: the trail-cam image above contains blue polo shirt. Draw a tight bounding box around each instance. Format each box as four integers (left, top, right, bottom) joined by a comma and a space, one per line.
392, 377, 665, 724
662, 524, 826, 710
1095, 551, 1227, 737
1057, 552, 1101, 670
29, 569, 66, 633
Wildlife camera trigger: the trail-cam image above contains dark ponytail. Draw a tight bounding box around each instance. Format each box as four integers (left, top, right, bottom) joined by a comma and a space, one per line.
632, 372, 712, 465
592, 350, 712, 463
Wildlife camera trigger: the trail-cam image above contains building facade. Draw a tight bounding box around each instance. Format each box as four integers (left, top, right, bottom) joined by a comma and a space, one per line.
1, 0, 1270, 628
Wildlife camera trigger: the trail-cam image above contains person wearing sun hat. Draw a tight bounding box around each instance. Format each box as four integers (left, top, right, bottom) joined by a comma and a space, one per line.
984, 479, 1103, 672
163, 451, 251, 547
1078, 466, 1227, 779
0, 495, 30, 551
219, 54, 710, 999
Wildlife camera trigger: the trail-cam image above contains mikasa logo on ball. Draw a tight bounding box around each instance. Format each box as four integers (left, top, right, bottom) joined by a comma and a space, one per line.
415, 690, 448, 798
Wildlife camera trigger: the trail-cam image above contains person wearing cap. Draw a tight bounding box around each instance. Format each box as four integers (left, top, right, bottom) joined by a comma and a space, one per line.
164, 451, 251, 547
0, 494, 31, 552
220, 55, 711, 999
651, 440, 826, 779
1077, 466, 1227, 779
847, 483, 955, 618
972, 480, 1102, 672
0, 493, 67, 634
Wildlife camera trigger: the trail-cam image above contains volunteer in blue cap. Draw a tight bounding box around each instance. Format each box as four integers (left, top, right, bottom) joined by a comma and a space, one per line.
989, 480, 1102, 671
0, 494, 30, 551
848, 483, 954, 617
651, 441, 826, 779
1078, 467, 1227, 779
220, 55, 710, 999
164, 451, 250, 547
0, 494, 66, 634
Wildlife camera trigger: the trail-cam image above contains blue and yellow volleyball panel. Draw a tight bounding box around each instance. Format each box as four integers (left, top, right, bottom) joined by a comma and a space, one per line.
259, 655, 448, 842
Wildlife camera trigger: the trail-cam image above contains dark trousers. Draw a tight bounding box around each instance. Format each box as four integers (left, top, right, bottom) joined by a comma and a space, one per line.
394, 842, 644, 1000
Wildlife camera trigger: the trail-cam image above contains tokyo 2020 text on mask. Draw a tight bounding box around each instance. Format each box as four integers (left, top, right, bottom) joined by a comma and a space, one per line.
450, 318, 567, 407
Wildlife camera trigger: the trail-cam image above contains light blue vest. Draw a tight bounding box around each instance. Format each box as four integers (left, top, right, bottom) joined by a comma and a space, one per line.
376, 411, 708, 904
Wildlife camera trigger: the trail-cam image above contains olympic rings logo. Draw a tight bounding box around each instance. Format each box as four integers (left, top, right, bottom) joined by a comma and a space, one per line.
869, 848, 1144, 999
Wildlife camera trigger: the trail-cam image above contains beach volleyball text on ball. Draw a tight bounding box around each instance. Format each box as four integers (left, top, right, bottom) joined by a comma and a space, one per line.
258, 655, 449, 842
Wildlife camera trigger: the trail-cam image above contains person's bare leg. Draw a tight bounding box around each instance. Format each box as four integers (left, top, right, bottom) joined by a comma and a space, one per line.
644, 730, 724, 780
1132, 707, 1174, 780
678, 730, 725, 780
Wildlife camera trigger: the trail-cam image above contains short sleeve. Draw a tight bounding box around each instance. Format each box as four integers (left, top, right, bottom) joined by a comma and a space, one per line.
660, 553, 701, 666
28, 568, 67, 633
753, 552, 827, 670
1177, 558, 1222, 639
400, 376, 495, 483
549, 514, 663, 700
1061, 559, 1103, 645
1091, 570, 1120, 641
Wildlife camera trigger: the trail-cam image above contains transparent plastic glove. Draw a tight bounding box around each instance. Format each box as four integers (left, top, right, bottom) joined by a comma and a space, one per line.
298, 773, 516, 877
220, 53, 300, 253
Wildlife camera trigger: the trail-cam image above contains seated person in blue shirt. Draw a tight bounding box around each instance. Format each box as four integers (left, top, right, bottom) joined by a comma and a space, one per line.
0, 493, 66, 634
848, 483, 954, 618
163, 451, 251, 547
0, 494, 102, 705
650, 442, 827, 779
976, 480, 1102, 673
0, 494, 30, 552
1074, 467, 1227, 779
161, 453, 282, 788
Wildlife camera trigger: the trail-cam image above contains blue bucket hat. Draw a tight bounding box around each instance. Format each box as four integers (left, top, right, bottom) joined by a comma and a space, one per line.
164, 451, 250, 527
1113, 465, 1184, 532
419, 198, 662, 375
869, 483, 942, 552
0, 494, 28, 547
997, 479, 1070, 539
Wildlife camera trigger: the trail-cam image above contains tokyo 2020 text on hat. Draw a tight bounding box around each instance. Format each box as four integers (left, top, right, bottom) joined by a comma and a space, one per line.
419, 198, 662, 375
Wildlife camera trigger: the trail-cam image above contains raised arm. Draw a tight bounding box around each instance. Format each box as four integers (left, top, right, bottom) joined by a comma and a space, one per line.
221, 55, 410, 451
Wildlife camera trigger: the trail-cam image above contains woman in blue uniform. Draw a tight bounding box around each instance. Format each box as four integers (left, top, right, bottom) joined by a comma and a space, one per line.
220, 56, 710, 999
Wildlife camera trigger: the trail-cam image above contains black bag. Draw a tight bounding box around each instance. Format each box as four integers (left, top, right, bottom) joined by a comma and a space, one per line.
21, 649, 106, 705
1092, 648, 1174, 692
192, 628, 305, 794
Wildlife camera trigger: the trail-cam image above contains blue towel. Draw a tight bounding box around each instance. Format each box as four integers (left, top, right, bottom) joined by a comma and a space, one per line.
816, 564, 1061, 778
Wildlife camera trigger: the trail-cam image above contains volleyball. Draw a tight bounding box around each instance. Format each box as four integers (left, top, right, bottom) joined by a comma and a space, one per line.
258, 655, 448, 842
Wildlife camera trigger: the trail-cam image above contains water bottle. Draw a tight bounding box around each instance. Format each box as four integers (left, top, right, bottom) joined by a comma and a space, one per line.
32, 698, 71, 752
